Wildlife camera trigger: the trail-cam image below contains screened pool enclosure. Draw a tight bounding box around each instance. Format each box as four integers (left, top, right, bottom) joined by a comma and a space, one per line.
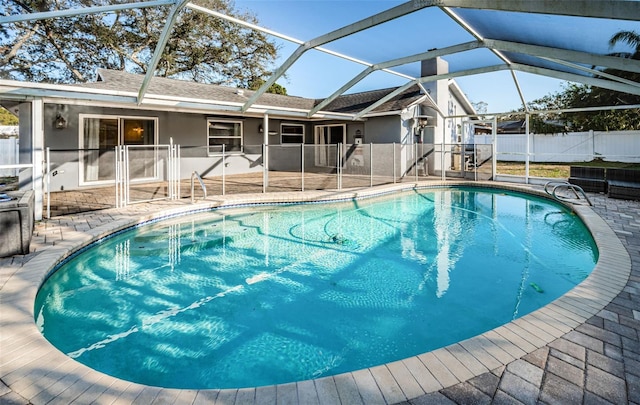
0, 0, 639, 219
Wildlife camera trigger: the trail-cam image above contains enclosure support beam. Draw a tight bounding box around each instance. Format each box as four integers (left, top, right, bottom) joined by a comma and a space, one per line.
437, 0, 640, 21
188, 3, 413, 81
263, 114, 269, 191
492, 116, 497, 181
512, 63, 640, 96
0, 0, 173, 24
486, 39, 640, 74
510, 70, 528, 112
354, 64, 509, 119
525, 113, 530, 184
441, 117, 446, 181
241, 0, 431, 112
32, 98, 44, 221
540, 57, 640, 88
137, 0, 189, 104
308, 41, 480, 117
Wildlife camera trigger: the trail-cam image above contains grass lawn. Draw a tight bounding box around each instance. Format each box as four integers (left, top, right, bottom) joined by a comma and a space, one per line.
496, 161, 640, 178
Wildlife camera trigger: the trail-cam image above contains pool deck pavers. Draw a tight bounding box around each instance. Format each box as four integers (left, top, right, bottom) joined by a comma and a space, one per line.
1, 181, 639, 405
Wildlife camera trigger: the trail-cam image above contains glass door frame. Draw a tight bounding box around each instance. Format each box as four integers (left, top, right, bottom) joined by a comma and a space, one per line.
313, 123, 346, 167
78, 114, 158, 186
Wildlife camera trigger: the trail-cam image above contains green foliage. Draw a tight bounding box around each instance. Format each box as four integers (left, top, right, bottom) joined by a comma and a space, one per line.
247, 78, 288, 95
0, 107, 18, 125
1, 0, 279, 88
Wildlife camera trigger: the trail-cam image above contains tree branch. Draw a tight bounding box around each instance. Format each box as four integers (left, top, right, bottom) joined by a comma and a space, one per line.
45, 25, 85, 81
0, 24, 38, 65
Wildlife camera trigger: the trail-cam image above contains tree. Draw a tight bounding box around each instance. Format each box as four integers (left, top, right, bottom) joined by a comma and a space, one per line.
560, 30, 640, 131
0, 107, 19, 125
248, 78, 287, 95
608, 30, 640, 60
0, 0, 280, 90
471, 101, 488, 115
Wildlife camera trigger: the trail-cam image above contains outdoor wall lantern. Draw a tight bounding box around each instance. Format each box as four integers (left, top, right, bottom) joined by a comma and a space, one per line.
54, 113, 67, 129
54, 104, 68, 129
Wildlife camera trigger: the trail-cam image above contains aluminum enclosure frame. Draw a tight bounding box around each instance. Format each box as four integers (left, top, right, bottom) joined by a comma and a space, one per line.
1, 0, 639, 117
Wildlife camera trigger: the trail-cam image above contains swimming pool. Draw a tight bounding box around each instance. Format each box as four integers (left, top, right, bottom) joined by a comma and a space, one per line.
34, 187, 597, 390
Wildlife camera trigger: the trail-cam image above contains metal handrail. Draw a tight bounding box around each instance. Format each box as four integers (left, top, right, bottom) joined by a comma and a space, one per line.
544, 180, 592, 206
191, 171, 207, 203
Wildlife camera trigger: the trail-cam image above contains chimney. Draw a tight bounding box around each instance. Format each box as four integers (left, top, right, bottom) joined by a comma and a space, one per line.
421, 57, 449, 77
420, 57, 449, 112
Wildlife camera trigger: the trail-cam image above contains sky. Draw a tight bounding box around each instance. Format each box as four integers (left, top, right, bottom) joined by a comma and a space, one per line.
233, 0, 638, 114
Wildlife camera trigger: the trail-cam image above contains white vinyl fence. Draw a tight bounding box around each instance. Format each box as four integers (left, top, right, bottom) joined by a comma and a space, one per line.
476, 130, 640, 163
0, 137, 19, 177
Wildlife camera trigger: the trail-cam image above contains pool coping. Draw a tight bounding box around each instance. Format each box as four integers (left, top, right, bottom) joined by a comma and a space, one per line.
0, 181, 631, 404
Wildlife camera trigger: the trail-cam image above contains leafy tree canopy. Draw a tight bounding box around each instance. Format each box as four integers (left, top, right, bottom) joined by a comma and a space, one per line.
1, 0, 284, 93
0, 107, 19, 125
248, 78, 287, 95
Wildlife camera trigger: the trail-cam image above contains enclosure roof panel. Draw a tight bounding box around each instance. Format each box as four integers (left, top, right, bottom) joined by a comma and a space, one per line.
1, 0, 639, 115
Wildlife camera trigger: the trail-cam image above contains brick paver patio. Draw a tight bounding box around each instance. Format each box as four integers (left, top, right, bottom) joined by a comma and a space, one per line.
404, 193, 640, 405
1, 182, 638, 405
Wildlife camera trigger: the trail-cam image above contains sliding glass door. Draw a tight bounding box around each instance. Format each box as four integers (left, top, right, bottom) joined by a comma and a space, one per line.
80, 115, 157, 185
314, 124, 345, 167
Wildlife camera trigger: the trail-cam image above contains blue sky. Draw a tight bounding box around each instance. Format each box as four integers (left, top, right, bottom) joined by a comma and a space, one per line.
234, 0, 638, 114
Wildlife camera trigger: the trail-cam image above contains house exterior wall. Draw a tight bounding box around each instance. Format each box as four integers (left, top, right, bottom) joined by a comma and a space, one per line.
347, 122, 366, 144
18, 103, 33, 167
36, 64, 475, 192
420, 77, 480, 176
268, 121, 365, 172
42, 103, 320, 191
444, 91, 473, 144
364, 115, 401, 143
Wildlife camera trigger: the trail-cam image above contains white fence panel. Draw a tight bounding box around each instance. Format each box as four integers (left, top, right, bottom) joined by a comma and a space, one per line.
595, 131, 640, 162
496, 134, 527, 161
531, 132, 592, 162
0, 138, 19, 177
488, 130, 640, 163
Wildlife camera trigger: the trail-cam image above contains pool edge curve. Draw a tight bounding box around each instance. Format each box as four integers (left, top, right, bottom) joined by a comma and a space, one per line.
0, 181, 631, 404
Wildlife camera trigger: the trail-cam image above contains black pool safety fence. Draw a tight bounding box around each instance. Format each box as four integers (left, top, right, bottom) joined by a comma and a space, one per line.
41, 142, 494, 217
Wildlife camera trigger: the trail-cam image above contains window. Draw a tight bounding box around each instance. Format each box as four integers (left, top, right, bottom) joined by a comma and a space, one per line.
280, 123, 304, 144
208, 119, 242, 154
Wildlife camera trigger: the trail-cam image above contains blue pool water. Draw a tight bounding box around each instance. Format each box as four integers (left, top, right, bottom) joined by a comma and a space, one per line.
35, 188, 597, 389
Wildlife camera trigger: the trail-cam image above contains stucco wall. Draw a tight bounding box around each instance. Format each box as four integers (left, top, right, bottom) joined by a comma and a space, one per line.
42, 103, 324, 191
44, 108, 310, 190
39, 94, 465, 192
44, 104, 321, 149
364, 116, 401, 143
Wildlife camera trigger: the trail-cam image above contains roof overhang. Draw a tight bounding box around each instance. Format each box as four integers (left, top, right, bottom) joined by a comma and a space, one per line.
0, 79, 363, 121
2, 0, 639, 117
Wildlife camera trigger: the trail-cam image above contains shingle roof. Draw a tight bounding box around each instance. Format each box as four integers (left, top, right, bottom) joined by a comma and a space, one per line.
322, 86, 425, 114
77, 69, 426, 115
80, 69, 316, 111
